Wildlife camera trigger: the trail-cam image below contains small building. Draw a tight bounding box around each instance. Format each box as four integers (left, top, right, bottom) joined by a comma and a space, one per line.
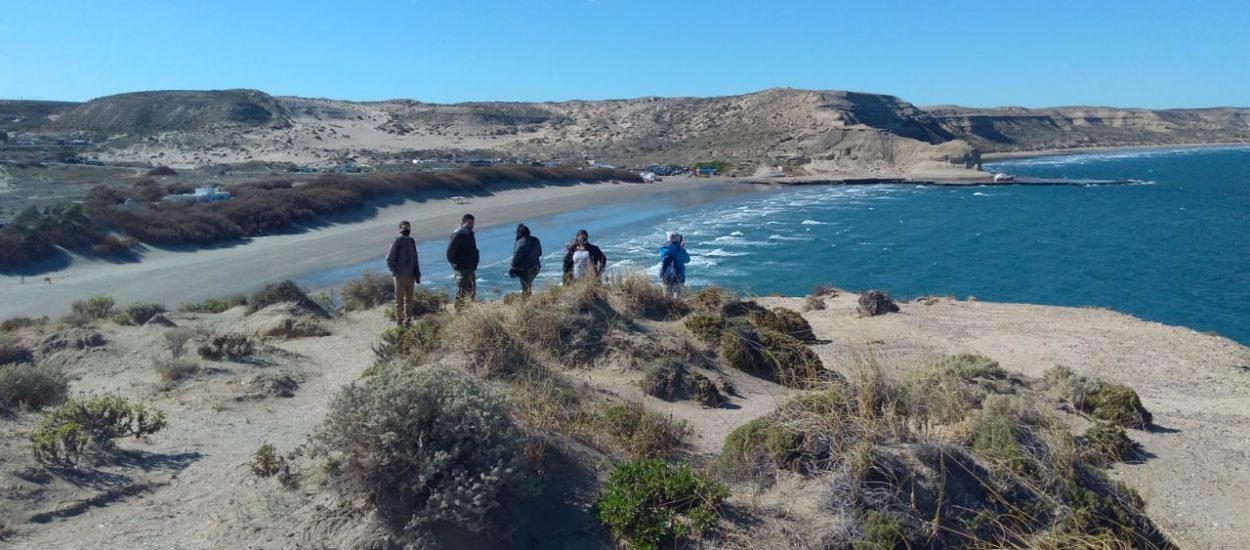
165, 186, 232, 203
696, 166, 718, 177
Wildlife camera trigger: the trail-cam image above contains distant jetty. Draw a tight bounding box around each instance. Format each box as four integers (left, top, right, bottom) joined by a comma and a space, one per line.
742, 175, 1138, 187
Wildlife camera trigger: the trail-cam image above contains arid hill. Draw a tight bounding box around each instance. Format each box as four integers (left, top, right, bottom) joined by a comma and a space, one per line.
927, 104, 1250, 153
4, 88, 1249, 174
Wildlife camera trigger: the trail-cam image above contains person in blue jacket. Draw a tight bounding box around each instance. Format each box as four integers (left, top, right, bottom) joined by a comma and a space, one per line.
659, 231, 691, 299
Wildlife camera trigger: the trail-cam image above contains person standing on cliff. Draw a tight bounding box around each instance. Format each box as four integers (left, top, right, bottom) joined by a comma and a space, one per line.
659, 231, 690, 299
562, 229, 607, 285
509, 223, 543, 298
385, 220, 421, 326
446, 214, 480, 310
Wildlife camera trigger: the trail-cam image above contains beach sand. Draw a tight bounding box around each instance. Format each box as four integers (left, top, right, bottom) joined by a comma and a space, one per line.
0, 178, 749, 318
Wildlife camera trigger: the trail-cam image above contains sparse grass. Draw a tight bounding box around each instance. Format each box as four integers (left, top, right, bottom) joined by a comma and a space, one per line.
0, 362, 68, 410
901, 354, 1018, 426
595, 458, 729, 550
446, 305, 530, 378
341, 270, 393, 311
612, 272, 689, 320
600, 401, 689, 458
31, 396, 167, 465
179, 297, 231, 314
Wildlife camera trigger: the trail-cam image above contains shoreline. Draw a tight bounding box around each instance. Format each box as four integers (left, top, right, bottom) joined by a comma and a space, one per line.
0, 177, 752, 318
980, 141, 1250, 161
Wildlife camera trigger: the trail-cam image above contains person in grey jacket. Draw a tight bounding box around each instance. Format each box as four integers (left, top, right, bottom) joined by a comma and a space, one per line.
509, 223, 542, 298
446, 214, 479, 310
385, 220, 421, 325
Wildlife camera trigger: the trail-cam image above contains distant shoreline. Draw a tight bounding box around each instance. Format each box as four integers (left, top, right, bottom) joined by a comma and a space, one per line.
980, 141, 1250, 162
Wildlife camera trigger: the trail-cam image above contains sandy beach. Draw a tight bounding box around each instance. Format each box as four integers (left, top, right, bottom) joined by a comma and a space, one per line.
0, 178, 753, 318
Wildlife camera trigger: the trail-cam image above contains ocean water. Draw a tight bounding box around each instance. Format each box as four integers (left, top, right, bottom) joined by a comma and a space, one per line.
303, 146, 1250, 344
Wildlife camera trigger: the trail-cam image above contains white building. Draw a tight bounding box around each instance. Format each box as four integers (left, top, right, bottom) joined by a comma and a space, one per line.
165, 186, 233, 203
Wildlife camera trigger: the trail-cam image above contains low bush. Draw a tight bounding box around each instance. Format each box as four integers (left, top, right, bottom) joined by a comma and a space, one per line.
251, 443, 283, 477
31, 396, 167, 465
410, 287, 450, 317
856, 290, 899, 317
640, 359, 686, 400
689, 372, 724, 408
197, 333, 255, 361
721, 319, 763, 373
318, 365, 536, 531
91, 234, 137, 257
447, 307, 529, 378
855, 510, 913, 550
370, 319, 443, 366
901, 354, 1017, 425
71, 295, 115, 320
721, 416, 803, 473
613, 272, 688, 320
1086, 383, 1153, 429
164, 328, 196, 358
0, 362, 68, 410
682, 312, 725, 343
595, 459, 728, 550
689, 286, 735, 314
1081, 421, 1137, 466
248, 280, 325, 315
757, 329, 827, 388
179, 297, 231, 313
116, 302, 167, 326
146, 165, 178, 176
0, 335, 34, 365
760, 307, 816, 342
154, 357, 200, 385
1, 316, 48, 332
601, 401, 689, 458
803, 294, 827, 311
341, 270, 393, 311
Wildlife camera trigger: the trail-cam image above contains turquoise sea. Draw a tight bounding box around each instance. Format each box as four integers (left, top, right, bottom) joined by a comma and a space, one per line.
303, 146, 1250, 344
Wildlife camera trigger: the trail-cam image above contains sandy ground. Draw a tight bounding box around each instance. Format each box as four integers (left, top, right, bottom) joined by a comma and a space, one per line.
756, 293, 1250, 550
0, 178, 746, 319
4, 291, 1246, 549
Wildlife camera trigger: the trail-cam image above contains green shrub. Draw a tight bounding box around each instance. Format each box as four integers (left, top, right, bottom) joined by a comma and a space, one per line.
251, 443, 283, 477
70, 295, 115, 320
0, 335, 34, 365
1086, 384, 1153, 429
901, 354, 1014, 425
720, 417, 802, 472
689, 372, 724, 408
411, 287, 451, 317
0, 363, 68, 410
683, 312, 725, 343
116, 302, 166, 325
721, 319, 763, 373
595, 459, 728, 550
855, 510, 912, 550
178, 297, 231, 313
370, 319, 443, 365
601, 401, 689, 458
31, 396, 167, 465
1, 316, 48, 332
757, 329, 826, 388
318, 365, 536, 531
197, 333, 255, 361
342, 270, 393, 311
689, 286, 734, 314
640, 359, 686, 400
753, 307, 815, 342
1081, 421, 1137, 466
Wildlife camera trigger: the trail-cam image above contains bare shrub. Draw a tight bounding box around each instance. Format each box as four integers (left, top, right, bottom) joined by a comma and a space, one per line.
164, 328, 196, 358
154, 357, 200, 386
318, 365, 536, 531
341, 270, 393, 311
1, 316, 48, 333
197, 333, 255, 361
0, 335, 34, 365
116, 302, 167, 325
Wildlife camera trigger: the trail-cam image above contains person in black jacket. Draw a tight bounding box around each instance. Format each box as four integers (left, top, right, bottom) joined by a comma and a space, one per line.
385, 220, 421, 325
446, 213, 480, 310
508, 223, 543, 298
562, 229, 607, 285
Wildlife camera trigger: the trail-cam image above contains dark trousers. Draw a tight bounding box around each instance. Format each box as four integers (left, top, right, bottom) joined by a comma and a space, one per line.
455, 269, 476, 310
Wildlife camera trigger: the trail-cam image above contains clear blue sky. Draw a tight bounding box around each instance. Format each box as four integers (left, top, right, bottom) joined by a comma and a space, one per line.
2, 0, 1247, 108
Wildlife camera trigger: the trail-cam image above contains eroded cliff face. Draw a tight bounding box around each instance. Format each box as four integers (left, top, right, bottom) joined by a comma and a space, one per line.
926, 105, 1250, 152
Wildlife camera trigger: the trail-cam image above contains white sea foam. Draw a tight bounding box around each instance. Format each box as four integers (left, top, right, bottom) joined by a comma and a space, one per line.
801, 219, 827, 225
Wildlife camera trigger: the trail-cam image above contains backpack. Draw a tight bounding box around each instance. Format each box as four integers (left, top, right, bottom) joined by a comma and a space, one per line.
660, 255, 680, 285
